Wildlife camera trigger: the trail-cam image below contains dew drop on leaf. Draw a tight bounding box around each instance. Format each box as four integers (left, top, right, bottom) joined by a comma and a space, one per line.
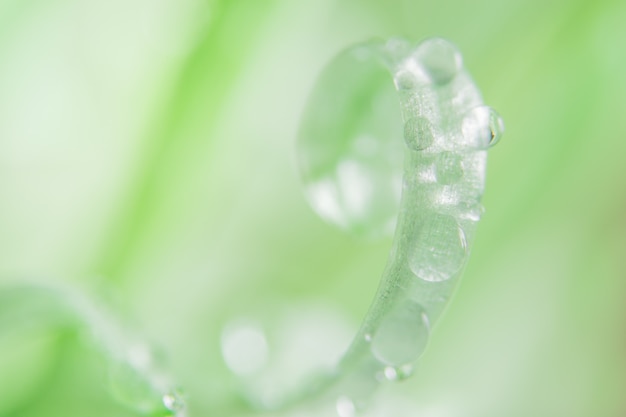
371, 301, 430, 366
408, 214, 468, 282
462, 106, 505, 149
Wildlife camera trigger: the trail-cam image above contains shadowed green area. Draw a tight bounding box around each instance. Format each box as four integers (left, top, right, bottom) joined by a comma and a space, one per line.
0, 0, 625, 416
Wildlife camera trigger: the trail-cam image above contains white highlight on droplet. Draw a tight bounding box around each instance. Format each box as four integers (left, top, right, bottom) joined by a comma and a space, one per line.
383, 366, 398, 381
336, 395, 356, 417
162, 391, 184, 412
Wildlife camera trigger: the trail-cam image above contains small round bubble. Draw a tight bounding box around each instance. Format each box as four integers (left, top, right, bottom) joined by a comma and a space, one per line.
462, 106, 505, 149
163, 391, 185, 413
383, 366, 398, 381
379, 364, 414, 382
394, 70, 418, 90
414, 38, 463, 85
408, 214, 468, 282
371, 301, 430, 366
404, 117, 434, 151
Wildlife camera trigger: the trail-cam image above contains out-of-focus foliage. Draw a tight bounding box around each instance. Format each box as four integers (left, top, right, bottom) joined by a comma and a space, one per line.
0, 0, 625, 416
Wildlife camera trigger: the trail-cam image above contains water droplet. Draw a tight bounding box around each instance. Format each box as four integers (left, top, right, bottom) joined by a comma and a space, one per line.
394, 70, 418, 90
333, 357, 380, 413
336, 395, 356, 417
371, 300, 430, 366
462, 106, 505, 149
383, 366, 398, 381
408, 214, 468, 282
364, 333, 372, 342
435, 152, 464, 184
404, 117, 434, 151
163, 391, 185, 413
379, 363, 415, 382
221, 320, 268, 375
413, 38, 463, 85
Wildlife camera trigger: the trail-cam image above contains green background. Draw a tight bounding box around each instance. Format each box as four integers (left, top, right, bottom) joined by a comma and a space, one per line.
0, 0, 625, 416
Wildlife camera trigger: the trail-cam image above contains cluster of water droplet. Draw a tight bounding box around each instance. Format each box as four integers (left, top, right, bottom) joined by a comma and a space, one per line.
218, 37, 503, 417
297, 37, 503, 416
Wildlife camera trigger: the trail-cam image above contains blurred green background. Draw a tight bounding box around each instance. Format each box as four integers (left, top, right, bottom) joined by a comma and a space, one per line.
0, 0, 625, 416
